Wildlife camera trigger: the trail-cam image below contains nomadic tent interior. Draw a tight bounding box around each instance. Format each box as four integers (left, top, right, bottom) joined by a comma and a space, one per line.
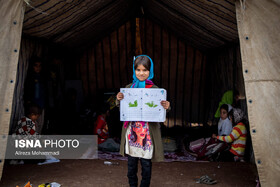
1, 0, 279, 186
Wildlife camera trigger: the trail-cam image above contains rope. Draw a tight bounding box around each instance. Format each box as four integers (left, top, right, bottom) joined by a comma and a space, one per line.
24, 0, 48, 15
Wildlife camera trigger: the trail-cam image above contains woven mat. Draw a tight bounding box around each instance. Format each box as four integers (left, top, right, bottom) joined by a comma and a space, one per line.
98, 150, 197, 162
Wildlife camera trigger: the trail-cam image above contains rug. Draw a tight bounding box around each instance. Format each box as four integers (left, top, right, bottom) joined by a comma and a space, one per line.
98, 150, 197, 162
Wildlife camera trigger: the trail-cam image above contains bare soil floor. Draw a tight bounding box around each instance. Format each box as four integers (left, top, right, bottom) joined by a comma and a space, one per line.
0, 159, 258, 187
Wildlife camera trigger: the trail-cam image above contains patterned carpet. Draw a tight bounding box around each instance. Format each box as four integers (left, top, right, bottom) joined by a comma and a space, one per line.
98, 150, 197, 162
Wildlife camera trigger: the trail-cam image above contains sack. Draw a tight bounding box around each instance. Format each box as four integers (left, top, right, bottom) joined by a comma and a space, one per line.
197, 138, 229, 160
98, 138, 120, 152
162, 137, 177, 152
189, 138, 205, 153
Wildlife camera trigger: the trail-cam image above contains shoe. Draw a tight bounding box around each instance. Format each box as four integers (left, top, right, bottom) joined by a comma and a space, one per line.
195, 175, 217, 185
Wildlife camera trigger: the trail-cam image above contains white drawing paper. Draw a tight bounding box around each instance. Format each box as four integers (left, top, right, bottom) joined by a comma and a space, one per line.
120, 88, 167, 122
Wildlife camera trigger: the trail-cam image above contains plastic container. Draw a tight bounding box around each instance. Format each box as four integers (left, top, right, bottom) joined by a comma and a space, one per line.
104, 161, 119, 165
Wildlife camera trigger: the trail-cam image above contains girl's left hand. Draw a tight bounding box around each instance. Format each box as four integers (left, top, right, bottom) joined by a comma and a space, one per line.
160, 100, 170, 110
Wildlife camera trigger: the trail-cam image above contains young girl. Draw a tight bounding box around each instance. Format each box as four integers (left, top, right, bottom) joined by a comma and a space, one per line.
15, 104, 42, 135
196, 104, 233, 160
212, 108, 247, 161
217, 104, 232, 136
116, 55, 170, 187
94, 104, 110, 144
24, 56, 46, 134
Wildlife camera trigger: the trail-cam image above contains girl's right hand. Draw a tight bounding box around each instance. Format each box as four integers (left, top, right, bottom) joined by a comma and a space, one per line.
116, 92, 124, 101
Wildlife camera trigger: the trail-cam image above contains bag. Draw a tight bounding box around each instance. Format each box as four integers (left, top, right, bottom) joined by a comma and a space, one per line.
197, 138, 229, 160
189, 138, 205, 153
162, 137, 177, 152
98, 138, 120, 152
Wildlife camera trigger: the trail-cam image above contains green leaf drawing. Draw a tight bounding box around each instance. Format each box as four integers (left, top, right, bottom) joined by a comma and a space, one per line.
129, 100, 138, 107
145, 101, 158, 108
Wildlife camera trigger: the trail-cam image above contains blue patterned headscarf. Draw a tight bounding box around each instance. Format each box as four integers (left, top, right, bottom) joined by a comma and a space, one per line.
132, 55, 154, 88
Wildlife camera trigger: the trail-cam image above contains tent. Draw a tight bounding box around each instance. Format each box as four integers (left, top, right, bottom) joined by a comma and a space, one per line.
0, 0, 279, 186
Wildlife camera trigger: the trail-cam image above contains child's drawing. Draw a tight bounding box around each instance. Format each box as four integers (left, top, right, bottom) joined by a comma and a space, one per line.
120, 88, 166, 122
129, 100, 138, 107
145, 101, 158, 108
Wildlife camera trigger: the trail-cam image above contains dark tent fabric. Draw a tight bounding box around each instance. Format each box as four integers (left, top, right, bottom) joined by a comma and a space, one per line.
22, 0, 238, 50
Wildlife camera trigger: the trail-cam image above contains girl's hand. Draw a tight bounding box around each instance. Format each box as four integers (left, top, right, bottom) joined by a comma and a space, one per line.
212, 134, 217, 139
117, 92, 124, 101
160, 100, 170, 110
104, 124, 108, 131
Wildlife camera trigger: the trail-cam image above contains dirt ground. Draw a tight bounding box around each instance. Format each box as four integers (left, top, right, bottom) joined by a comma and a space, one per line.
0, 159, 258, 187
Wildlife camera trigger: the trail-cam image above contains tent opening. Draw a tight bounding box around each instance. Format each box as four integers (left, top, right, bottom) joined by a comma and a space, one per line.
11, 14, 253, 163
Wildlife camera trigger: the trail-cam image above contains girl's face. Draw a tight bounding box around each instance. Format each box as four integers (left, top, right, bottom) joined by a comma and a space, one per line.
29, 114, 40, 122
135, 64, 150, 81
33, 62, 42, 73
220, 108, 228, 120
